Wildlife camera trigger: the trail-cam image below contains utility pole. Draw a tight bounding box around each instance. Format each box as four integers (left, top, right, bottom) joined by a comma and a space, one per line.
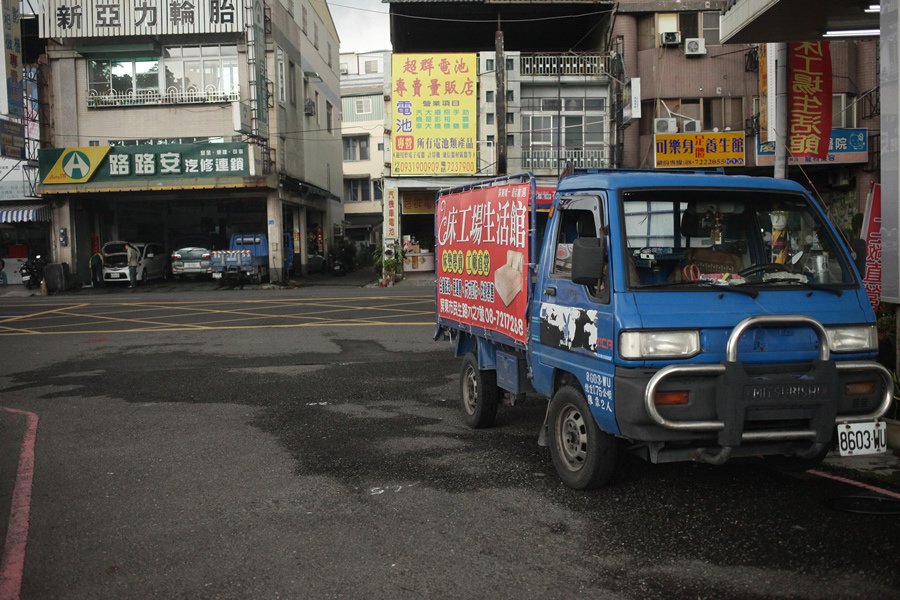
774, 42, 788, 179
495, 29, 507, 175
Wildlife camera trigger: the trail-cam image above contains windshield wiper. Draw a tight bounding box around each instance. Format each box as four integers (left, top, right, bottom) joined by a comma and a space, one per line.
760, 277, 843, 296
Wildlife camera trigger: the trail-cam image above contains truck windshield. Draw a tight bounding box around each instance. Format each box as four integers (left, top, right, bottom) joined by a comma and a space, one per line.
621, 189, 854, 290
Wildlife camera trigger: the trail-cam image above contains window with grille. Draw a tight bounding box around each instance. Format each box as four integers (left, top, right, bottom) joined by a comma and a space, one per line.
88, 44, 239, 107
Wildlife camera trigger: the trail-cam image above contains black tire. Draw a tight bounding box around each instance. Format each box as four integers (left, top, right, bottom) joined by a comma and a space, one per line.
459, 353, 499, 428
163, 265, 172, 281
140, 269, 147, 283
548, 385, 617, 490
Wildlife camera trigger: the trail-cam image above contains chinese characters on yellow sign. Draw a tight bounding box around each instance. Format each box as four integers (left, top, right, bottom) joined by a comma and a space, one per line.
654, 132, 746, 169
391, 53, 477, 176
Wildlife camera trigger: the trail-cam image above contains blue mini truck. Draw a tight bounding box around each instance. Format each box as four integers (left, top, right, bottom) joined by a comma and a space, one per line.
435, 170, 893, 489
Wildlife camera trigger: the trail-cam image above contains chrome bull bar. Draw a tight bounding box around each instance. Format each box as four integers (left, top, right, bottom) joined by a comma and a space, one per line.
642, 315, 894, 441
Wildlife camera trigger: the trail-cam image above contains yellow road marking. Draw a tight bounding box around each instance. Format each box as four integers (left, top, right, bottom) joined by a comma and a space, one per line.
0, 297, 437, 336
55, 310, 210, 331
0, 303, 88, 324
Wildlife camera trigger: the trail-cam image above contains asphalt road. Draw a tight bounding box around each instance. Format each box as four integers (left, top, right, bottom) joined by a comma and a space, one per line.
0, 284, 898, 599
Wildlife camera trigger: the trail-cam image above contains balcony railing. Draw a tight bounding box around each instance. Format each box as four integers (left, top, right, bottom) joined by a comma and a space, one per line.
88, 87, 240, 108
521, 147, 610, 171
520, 54, 610, 77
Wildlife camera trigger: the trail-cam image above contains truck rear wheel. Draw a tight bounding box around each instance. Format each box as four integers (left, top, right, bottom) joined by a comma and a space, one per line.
548, 385, 617, 490
459, 353, 499, 428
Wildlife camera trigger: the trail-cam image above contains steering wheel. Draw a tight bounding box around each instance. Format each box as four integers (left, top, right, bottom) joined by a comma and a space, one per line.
739, 263, 793, 278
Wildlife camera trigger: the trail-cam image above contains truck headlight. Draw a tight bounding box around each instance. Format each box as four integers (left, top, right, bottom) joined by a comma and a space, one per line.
619, 330, 700, 359
826, 325, 877, 353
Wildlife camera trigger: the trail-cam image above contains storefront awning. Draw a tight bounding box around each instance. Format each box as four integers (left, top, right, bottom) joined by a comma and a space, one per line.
0, 204, 51, 223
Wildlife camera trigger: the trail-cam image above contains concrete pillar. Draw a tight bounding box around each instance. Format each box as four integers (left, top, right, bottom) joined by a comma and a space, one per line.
298, 205, 308, 275
291, 205, 301, 275
51, 198, 73, 267
266, 191, 283, 283
882, 0, 900, 302
612, 14, 640, 168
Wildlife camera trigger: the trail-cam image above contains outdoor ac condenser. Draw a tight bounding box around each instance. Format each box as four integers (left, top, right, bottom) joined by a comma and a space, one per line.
685, 38, 707, 56
654, 118, 678, 134
660, 31, 682, 46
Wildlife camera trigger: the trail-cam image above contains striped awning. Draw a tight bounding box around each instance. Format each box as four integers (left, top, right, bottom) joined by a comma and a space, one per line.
0, 204, 51, 223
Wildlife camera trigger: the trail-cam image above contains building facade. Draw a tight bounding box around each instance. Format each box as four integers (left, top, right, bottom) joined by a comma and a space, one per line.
614, 0, 879, 231
378, 0, 879, 278
35, 0, 343, 283
382, 1, 617, 269
340, 50, 389, 251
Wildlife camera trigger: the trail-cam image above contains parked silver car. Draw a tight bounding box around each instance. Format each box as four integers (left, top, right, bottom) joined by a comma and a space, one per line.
102, 241, 171, 283
170, 247, 211, 278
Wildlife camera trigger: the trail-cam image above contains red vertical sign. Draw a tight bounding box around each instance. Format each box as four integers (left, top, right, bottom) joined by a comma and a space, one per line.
788, 41, 832, 160
436, 183, 531, 344
862, 182, 882, 308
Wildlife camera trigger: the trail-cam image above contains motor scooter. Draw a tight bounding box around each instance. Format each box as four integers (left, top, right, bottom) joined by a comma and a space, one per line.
19, 255, 48, 289
332, 255, 346, 276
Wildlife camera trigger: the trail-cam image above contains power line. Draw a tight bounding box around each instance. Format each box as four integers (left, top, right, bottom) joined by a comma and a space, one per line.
327, 2, 614, 24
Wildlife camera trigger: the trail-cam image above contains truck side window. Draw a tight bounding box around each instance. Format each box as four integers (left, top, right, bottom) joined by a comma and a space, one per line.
553, 209, 597, 278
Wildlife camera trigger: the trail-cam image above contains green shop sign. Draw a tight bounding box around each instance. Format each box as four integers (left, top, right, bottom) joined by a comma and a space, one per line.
39, 142, 255, 190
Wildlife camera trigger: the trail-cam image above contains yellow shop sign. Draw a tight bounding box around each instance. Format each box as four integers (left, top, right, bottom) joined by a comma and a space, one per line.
42, 147, 111, 184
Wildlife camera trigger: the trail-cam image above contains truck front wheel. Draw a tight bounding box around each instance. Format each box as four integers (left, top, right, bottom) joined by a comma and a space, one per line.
549, 385, 617, 490
459, 353, 499, 428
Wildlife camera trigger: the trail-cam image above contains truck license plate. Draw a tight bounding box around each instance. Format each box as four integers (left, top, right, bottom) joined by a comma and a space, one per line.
212, 272, 222, 279
836, 421, 886, 457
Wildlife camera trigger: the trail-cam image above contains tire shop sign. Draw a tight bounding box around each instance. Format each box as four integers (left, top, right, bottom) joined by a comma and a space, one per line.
38, 142, 257, 192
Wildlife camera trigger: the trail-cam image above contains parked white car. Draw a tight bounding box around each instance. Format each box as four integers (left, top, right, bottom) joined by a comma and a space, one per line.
102, 241, 171, 284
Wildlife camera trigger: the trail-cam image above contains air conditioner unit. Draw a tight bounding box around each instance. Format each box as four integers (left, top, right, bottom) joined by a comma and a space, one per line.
682, 119, 702, 133
654, 118, 678, 134
304, 98, 316, 116
684, 38, 707, 56
660, 31, 682, 46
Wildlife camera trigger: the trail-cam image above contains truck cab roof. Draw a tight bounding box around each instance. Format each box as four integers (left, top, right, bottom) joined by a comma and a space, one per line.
556, 169, 808, 196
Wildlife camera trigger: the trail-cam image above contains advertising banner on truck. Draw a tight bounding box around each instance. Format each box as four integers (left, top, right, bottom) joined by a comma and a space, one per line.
436, 182, 531, 344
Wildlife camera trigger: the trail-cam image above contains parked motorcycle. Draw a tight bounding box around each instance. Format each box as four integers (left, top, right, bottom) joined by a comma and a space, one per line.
19, 255, 48, 289
332, 255, 347, 276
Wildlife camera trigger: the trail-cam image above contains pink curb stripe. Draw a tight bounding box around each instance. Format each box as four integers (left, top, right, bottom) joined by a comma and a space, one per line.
808, 469, 900, 500
0, 408, 39, 600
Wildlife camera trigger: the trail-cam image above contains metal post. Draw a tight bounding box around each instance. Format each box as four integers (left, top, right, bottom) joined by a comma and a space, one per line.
495, 30, 507, 175
774, 42, 788, 179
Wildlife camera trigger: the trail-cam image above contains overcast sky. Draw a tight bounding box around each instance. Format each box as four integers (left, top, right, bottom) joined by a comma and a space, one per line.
327, 0, 392, 53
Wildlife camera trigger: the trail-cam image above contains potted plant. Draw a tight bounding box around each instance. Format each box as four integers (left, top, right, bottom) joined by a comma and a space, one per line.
372, 246, 404, 286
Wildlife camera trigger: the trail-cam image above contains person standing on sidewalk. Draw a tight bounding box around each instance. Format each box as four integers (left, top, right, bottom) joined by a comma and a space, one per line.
89, 250, 104, 288
126, 243, 140, 288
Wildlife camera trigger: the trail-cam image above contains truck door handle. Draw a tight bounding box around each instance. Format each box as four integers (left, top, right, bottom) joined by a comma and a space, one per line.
544, 286, 556, 296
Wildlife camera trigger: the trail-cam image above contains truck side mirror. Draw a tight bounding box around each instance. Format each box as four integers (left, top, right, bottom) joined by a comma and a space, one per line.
572, 236, 606, 286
